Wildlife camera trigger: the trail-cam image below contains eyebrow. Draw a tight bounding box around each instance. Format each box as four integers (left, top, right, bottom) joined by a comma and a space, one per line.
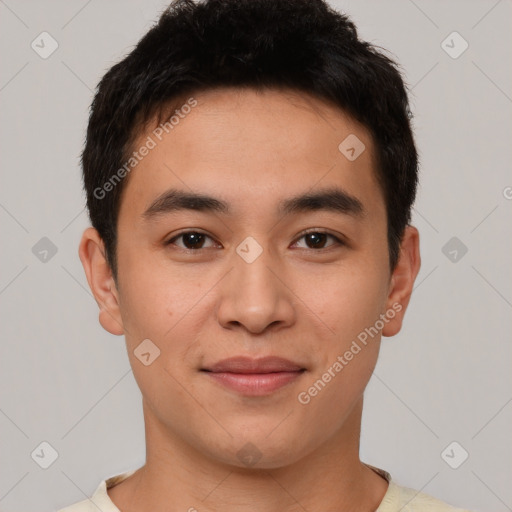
142, 186, 366, 221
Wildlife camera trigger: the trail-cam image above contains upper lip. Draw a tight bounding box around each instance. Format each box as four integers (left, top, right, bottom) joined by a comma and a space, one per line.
202, 356, 306, 374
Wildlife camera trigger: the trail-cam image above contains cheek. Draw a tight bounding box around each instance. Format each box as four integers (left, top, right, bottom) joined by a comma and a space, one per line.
295, 271, 386, 433
116, 247, 193, 337
292, 260, 390, 342
116, 253, 212, 375
117, 266, 204, 416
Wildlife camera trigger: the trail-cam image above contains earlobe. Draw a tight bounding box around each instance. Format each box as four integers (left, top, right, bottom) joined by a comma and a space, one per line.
78, 227, 125, 336
382, 225, 421, 337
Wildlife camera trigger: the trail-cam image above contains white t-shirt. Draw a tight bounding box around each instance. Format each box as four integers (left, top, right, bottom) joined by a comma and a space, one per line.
57, 463, 472, 512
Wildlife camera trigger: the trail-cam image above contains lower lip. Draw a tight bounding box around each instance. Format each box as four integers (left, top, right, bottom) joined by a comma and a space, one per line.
203, 371, 304, 396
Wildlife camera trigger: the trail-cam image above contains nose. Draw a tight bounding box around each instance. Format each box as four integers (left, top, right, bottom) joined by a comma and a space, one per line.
215, 240, 296, 335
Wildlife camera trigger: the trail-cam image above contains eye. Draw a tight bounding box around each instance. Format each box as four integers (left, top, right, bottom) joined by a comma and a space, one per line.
292, 230, 344, 250
165, 229, 345, 252
165, 231, 218, 250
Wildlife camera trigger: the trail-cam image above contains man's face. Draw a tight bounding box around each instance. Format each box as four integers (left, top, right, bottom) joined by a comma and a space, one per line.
84, 87, 416, 468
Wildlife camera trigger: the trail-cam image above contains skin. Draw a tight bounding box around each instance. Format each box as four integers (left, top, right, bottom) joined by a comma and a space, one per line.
79, 87, 420, 512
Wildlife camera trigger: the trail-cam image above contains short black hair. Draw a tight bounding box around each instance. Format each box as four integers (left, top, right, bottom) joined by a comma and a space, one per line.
82, 0, 418, 281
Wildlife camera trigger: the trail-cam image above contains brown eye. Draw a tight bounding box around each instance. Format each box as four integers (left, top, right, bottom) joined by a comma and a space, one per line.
166, 231, 216, 250
293, 231, 344, 250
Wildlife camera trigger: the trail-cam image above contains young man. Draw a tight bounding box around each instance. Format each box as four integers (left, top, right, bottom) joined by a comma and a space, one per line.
60, 0, 471, 510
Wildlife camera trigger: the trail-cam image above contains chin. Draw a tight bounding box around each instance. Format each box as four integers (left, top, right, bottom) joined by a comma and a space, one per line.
210, 431, 312, 471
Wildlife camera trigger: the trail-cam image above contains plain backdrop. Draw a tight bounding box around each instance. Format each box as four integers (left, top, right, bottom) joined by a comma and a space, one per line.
0, 1, 511, 511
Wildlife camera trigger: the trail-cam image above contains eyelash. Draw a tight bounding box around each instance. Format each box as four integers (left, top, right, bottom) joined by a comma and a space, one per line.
164, 229, 346, 253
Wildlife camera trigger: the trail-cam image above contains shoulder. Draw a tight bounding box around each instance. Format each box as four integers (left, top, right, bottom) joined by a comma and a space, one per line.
379, 481, 474, 512
57, 498, 99, 512
365, 463, 473, 512
56, 471, 135, 512
56, 481, 112, 512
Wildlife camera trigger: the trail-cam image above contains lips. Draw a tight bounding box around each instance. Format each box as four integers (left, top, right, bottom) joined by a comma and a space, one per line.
202, 356, 306, 374
201, 356, 306, 396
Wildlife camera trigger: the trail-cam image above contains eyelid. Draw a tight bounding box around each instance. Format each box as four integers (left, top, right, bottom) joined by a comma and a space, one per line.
165, 228, 346, 251
291, 228, 346, 249
165, 229, 218, 248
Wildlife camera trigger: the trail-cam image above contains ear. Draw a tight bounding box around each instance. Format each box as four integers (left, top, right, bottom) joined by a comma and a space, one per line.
382, 225, 421, 337
78, 227, 124, 336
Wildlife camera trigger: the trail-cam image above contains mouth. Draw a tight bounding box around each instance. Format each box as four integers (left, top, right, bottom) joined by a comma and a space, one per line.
201, 356, 307, 396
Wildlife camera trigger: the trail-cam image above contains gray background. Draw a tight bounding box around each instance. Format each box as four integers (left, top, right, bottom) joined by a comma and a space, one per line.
0, 1, 510, 511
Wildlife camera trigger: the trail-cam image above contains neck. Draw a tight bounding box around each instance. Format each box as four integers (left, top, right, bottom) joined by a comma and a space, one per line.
108, 397, 388, 512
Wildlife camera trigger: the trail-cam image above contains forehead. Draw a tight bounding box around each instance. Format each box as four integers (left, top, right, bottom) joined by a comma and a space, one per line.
119, 87, 384, 222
